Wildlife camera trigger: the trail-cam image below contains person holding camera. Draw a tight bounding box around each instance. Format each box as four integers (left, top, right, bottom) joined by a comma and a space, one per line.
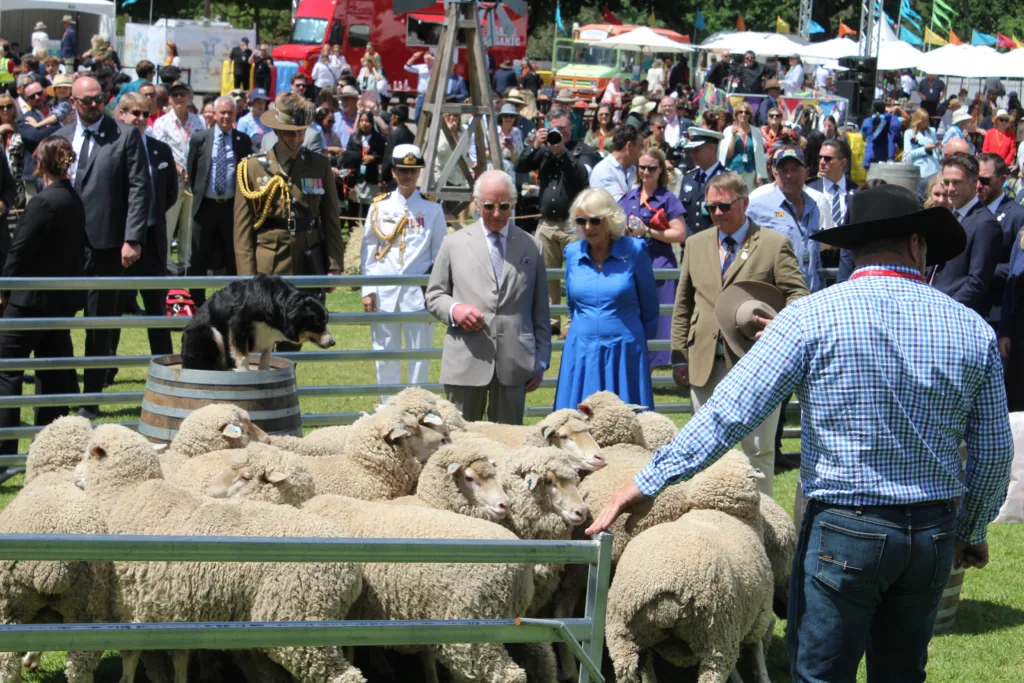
516, 108, 595, 334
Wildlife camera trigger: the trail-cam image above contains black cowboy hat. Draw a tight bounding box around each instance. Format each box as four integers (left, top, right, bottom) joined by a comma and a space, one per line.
810, 185, 965, 266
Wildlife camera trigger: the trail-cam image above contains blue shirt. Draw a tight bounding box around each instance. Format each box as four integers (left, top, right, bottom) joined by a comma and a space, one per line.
745, 186, 822, 291
634, 264, 1014, 545
590, 155, 636, 202
236, 111, 266, 145
334, 111, 357, 149
718, 220, 750, 266
942, 125, 976, 154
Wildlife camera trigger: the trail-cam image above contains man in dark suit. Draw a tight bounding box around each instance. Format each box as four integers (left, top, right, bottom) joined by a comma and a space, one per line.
187, 95, 252, 306
108, 93, 177, 374
808, 138, 860, 282
15, 79, 60, 203
930, 153, 1002, 316
229, 37, 252, 90
977, 152, 1024, 327
57, 76, 150, 419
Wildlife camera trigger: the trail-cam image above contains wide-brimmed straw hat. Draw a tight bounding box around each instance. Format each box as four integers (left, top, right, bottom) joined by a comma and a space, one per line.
46, 74, 74, 96
715, 281, 786, 357
810, 185, 965, 266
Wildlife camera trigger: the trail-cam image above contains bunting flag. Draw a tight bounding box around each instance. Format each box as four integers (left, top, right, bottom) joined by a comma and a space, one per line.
647, 7, 656, 26
924, 26, 948, 45
555, 2, 567, 34
838, 21, 857, 37
949, 29, 963, 45
808, 20, 826, 34
900, 0, 923, 28
900, 26, 924, 45
972, 30, 997, 46
602, 6, 622, 25
997, 33, 1016, 49
694, 10, 706, 30
931, 0, 957, 31
776, 16, 791, 33
1015, 36, 1024, 48
737, 14, 747, 31
122, 0, 137, 6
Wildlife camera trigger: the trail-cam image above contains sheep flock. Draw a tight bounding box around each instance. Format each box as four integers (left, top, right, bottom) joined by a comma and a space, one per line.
0, 389, 795, 683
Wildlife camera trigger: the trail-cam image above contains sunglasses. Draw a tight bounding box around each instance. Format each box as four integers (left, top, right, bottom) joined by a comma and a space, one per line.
170, 91, 188, 98
75, 95, 104, 106
706, 199, 740, 213
638, 164, 659, 172
0, 104, 12, 111
736, 110, 750, 116
818, 155, 835, 162
481, 201, 512, 211
978, 176, 996, 186
141, 92, 156, 98
768, 114, 781, 119
574, 216, 603, 227
28, 91, 46, 99
123, 109, 147, 117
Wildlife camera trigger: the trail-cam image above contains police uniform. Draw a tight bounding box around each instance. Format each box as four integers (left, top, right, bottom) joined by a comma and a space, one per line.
233, 108, 344, 277
361, 145, 448, 398
679, 127, 729, 236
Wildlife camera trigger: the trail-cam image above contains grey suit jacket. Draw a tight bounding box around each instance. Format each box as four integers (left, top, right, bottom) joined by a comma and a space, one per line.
426, 221, 551, 387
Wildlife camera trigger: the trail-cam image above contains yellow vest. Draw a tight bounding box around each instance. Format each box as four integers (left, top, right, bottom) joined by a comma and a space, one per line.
0, 58, 14, 86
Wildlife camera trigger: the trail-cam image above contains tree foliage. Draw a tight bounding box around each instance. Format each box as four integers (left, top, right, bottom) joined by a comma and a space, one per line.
119, 0, 293, 45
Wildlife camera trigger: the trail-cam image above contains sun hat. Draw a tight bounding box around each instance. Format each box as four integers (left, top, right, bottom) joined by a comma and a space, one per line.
715, 282, 786, 357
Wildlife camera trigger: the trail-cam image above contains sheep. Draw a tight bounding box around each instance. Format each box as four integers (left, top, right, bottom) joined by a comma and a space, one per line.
605, 451, 774, 683
636, 411, 678, 451
267, 432, 343, 458
161, 404, 271, 477
391, 440, 510, 522
23, 415, 93, 485
760, 493, 798, 619
82, 424, 366, 683
303, 404, 446, 500
434, 397, 466, 431
465, 409, 606, 472
302, 495, 535, 683
577, 391, 648, 448
174, 442, 317, 507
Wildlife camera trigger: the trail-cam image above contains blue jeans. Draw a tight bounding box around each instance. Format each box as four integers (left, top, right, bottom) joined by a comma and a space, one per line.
787, 499, 957, 683
413, 94, 425, 122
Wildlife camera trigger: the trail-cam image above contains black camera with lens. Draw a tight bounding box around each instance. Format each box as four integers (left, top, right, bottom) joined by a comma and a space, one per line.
546, 127, 562, 145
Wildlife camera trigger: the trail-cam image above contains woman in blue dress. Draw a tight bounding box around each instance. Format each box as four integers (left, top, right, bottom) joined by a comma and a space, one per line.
618, 147, 687, 369
555, 188, 659, 410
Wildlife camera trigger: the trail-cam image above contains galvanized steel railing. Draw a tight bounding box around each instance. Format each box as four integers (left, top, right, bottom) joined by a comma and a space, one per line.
0, 533, 614, 683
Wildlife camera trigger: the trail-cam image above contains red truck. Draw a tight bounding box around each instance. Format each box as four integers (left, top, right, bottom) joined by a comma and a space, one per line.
272, 0, 528, 93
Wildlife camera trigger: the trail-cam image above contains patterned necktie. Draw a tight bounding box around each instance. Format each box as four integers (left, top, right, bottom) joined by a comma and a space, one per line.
489, 231, 505, 283
214, 133, 228, 195
830, 183, 843, 226
75, 129, 92, 189
721, 235, 736, 280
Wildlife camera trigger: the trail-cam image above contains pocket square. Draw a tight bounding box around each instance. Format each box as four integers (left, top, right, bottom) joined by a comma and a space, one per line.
157, 161, 169, 170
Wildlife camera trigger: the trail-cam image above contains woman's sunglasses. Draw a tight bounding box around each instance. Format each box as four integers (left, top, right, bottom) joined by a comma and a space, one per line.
574, 216, 603, 227
638, 164, 659, 172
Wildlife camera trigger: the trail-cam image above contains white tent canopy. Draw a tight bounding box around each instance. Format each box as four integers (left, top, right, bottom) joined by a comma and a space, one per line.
799, 37, 859, 62
916, 44, 1012, 78
596, 27, 695, 53
0, 0, 115, 39
700, 31, 806, 57
876, 39, 924, 70
998, 48, 1024, 78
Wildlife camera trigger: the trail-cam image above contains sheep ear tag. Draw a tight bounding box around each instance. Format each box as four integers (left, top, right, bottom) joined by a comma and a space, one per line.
222, 424, 244, 440
542, 426, 553, 439
447, 463, 461, 477
423, 413, 444, 427
385, 427, 410, 445
150, 443, 168, 453
526, 475, 540, 491
266, 470, 289, 485
752, 468, 766, 480
628, 404, 647, 413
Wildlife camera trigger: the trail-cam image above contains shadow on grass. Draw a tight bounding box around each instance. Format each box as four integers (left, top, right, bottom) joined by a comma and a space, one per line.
944, 598, 1024, 636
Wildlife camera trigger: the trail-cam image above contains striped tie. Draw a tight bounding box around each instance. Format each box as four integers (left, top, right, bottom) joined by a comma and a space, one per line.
214, 133, 228, 195
721, 235, 736, 281
830, 184, 843, 226
489, 231, 505, 283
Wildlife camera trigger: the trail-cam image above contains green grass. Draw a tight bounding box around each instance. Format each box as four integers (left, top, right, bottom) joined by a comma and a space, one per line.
2, 288, 1023, 682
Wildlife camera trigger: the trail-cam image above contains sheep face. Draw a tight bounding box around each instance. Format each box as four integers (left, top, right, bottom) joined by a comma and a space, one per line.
420, 411, 451, 444
527, 470, 588, 526
85, 425, 164, 492
207, 447, 316, 506
387, 413, 448, 464
542, 419, 605, 472
172, 404, 272, 457
448, 459, 509, 521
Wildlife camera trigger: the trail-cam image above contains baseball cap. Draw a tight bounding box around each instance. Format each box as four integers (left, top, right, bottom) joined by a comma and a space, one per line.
772, 147, 806, 168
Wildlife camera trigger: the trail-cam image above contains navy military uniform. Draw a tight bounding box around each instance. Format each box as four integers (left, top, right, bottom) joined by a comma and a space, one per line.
679, 127, 729, 236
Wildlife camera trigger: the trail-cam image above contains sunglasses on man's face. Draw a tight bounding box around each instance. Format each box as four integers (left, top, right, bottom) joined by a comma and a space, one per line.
707, 199, 741, 213
28, 91, 46, 99
978, 176, 997, 186
141, 92, 156, 98
75, 95, 104, 106
481, 201, 512, 212
574, 216, 603, 227
818, 155, 835, 163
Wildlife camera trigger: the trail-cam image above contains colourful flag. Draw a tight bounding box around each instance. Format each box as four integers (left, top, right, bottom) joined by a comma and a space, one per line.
900, 0, 923, 30
776, 16, 791, 34
972, 30, 997, 46
949, 29, 963, 44
808, 20, 825, 34
838, 22, 857, 37
997, 33, 1016, 49
122, 0, 137, 6
900, 26, 924, 45
924, 26, 948, 46
647, 7, 656, 26
931, 0, 956, 30
737, 14, 747, 31
602, 6, 622, 25
555, 2, 567, 34
694, 10, 705, 30
1015, 36, 1024, 48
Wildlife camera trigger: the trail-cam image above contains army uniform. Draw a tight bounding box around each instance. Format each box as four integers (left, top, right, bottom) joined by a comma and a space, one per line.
678, 161, 729, 236
233, 146, 344, 276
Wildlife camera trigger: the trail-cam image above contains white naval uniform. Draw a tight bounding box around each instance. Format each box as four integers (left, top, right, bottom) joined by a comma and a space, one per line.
361, 188, 448, 399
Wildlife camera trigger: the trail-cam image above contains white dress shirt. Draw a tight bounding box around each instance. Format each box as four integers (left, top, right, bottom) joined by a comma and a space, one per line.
205, 127, 236, 199
664, 115, 682, 147
821, 176, 848, 222
70, 118, 102, 186
589, 154, 636, 202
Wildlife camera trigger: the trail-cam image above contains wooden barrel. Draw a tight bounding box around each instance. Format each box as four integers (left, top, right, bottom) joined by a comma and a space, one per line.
866, 161, 921, 193
932, 565, 965, 634
139, 355, 303, 444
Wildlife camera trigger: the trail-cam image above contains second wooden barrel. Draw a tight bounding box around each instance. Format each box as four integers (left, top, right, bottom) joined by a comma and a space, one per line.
139, 355, 303, 444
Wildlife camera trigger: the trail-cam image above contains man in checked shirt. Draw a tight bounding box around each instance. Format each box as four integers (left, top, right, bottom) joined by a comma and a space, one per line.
587, 184, 1014, 683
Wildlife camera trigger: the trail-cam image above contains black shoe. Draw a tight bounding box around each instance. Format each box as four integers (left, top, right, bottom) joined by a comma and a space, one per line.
77, 406, 99, 420
775, 452, 801, 472
551, 320, 561, 337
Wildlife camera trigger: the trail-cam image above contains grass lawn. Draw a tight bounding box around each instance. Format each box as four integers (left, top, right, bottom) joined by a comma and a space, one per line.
1, 287, 1022, 681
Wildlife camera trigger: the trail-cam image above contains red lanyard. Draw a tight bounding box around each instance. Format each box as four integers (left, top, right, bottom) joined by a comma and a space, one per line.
850, 269, 926, 283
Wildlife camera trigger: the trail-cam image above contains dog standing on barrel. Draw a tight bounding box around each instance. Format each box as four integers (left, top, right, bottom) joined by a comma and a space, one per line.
181, 274, 336, 371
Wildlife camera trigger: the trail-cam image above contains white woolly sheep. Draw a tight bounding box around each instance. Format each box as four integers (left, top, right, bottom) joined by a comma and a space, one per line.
466, 409, 606, 472
605, 451, 774, 683
23, 416, 93, 485
302, 495, 535, 683
174, 442, 317, 507
303, 405, 446, 500
267, 432, 343, 458
391, 440, 509, 521
760, 493, 797, 618
635, 411, 678, 451
577, 391, 648, 448
83, 425, 366, 683
434, 397, 466, 431
161, 404, 271, 477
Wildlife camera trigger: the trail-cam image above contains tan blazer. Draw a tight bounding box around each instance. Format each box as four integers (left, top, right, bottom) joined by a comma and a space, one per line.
425, 221, 551, 387
672, 221, 809, 388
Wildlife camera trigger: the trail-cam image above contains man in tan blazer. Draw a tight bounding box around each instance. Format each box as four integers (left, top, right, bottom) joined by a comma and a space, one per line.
425, 171, 551, 424
671, 172, 808, 491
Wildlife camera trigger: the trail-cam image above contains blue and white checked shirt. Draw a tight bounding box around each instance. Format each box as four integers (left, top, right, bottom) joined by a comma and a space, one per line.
635, 264, 1014, 544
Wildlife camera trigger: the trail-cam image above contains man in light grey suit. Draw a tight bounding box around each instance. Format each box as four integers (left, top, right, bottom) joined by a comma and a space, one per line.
426, 171, 551, 424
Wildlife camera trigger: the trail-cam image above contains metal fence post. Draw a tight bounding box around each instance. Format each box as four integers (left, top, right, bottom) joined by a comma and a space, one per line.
579, 532, 613, 683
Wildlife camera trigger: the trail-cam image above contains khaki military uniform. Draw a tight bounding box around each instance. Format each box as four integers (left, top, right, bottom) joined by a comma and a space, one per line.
233, 146, 344, 276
